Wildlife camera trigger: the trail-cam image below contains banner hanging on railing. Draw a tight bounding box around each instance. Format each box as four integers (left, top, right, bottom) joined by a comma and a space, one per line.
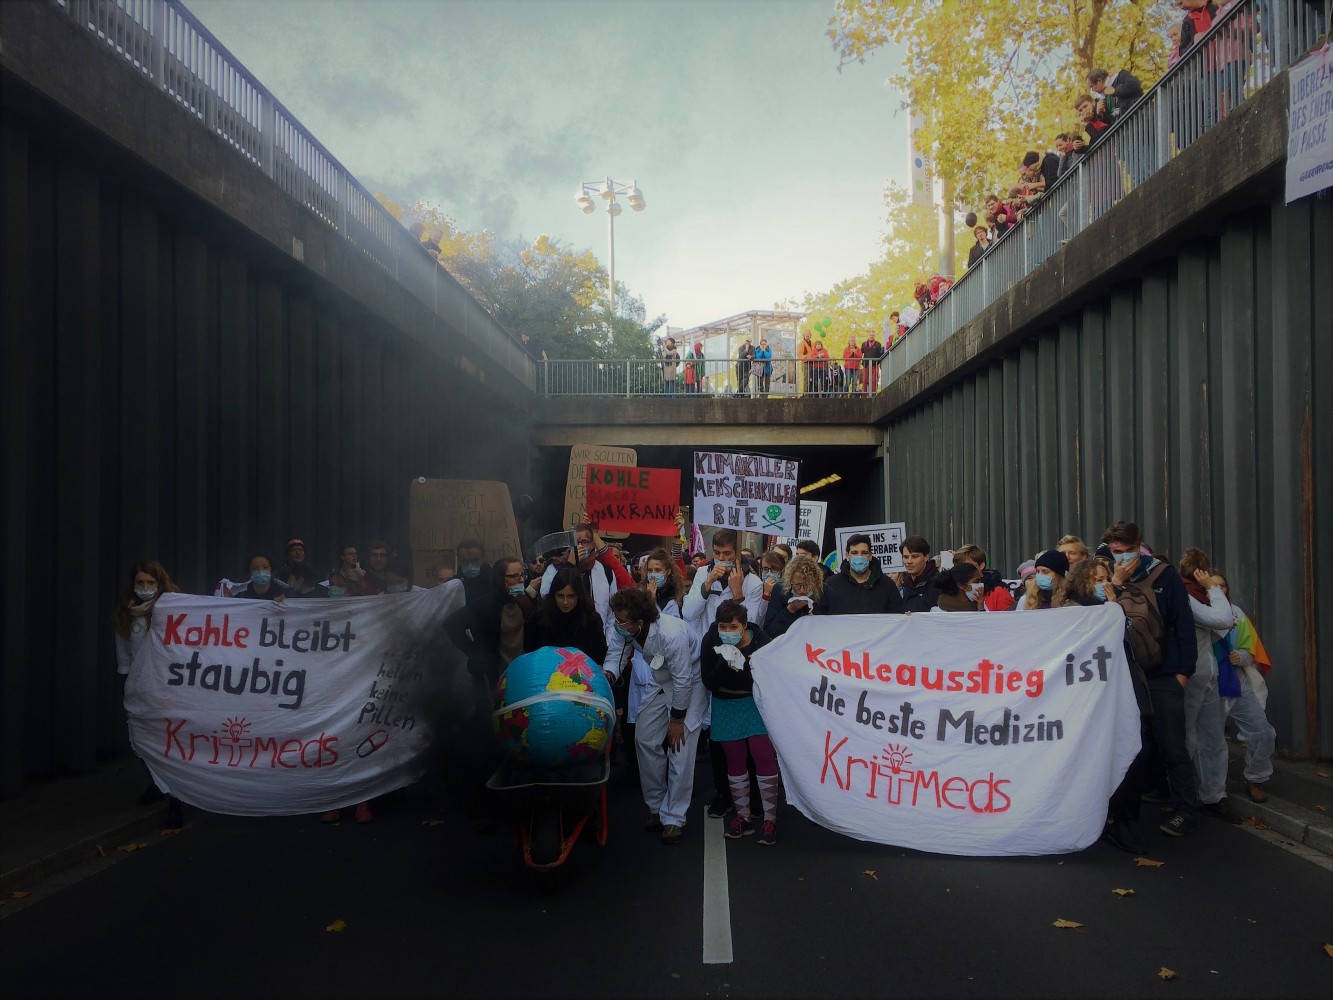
751, 605, 1141, 856
124, 587, 466, 816
585, 463, 681, 535
1286, 46, 1333, 204
692, 451, 799, 534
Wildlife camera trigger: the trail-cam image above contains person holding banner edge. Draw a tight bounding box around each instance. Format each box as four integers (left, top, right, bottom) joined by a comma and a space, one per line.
113, 559, 183, 825
1103, 520, 1200, 839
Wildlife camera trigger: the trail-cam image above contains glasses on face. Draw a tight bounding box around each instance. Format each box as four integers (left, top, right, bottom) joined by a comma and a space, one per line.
503, 572, 524, 581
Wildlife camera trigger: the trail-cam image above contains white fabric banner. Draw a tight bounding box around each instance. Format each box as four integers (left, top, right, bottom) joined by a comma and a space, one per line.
125, 585, 466, 816
751, 605, 1141, 856
1286, 47, 1333, 204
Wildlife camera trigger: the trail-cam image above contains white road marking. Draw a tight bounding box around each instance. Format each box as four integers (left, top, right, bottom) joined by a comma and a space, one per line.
702, 815, 734, 964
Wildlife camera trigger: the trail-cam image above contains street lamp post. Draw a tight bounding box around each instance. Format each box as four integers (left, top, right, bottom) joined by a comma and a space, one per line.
575, 178, 646, 323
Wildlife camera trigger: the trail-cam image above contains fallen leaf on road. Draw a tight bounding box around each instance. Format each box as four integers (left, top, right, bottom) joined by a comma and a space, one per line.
1134, 857, 1165, 867
96, 845, 107, 858
116, 843, 148, 853
421, 820, 445, 827
1315, 805, 1327, 813
326, 919, 347, 933
159, 828, 182, 836
1157, 967, 1176, 980
1243, 815, 1268, 830
1316, 771, 1329, 778
1323, 944, 1333, 958
1052, 918, 1084, 929
1112, 888, 1135, 897
10, 891, 30, 900
862, 870, 878, 880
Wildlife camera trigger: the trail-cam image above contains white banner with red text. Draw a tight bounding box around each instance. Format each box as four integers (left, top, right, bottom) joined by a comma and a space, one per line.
751, 605, 1140, 856
124, 585, 466, 815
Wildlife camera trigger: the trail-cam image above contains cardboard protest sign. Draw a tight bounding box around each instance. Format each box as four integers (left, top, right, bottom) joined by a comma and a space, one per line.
751, 605, 1140, 856
563, 445, 637, 539
693, 451, 799, 534
124, 586, 468, 815
832, 522, 906, 573
585, 464, 681, 536
409, 479, 520, 588
774, 501, 828, 552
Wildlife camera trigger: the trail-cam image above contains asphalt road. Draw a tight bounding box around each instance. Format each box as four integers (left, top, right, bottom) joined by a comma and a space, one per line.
2, 763, 1331, 1000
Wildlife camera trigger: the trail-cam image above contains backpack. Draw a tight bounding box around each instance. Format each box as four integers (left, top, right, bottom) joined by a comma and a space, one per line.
1117, 563, 1168, 672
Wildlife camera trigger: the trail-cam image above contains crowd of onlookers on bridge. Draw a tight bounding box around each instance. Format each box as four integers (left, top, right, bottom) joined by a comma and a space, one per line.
115, 504, 1278, 854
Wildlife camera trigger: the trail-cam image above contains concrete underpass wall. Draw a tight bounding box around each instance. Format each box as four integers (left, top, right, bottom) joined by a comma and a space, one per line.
0, 95, 533, 792
881, 190, 1332, 758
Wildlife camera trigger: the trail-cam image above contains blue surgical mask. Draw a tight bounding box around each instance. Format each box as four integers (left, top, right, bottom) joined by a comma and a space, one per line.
648, 572, 666, 587
714, 560, 733, 569
613, 622, 637, 640
507, 583, 525, 597
1113, 551, 1138, 567
848, 555, 871, 573
1093, 582, 1108, 602
327, 586, 346, 598
251, 571, 272, 587
719, 631, 743, 646
762, 572, 779, 584
1035, 573, 1053, 591
460, 564, 481, 578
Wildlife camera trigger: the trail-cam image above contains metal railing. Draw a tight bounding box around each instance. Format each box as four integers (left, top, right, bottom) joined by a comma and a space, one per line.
882, 0, 1325, 386
53, 0, 535, 389
540, 357, 886, 398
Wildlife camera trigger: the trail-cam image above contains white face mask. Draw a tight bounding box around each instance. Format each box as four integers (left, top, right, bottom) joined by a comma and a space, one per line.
134, 586, 159, 602
967, 582, 985, 599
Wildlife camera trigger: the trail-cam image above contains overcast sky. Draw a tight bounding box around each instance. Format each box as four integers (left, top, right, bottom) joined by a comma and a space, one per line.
188, 0, 908, 330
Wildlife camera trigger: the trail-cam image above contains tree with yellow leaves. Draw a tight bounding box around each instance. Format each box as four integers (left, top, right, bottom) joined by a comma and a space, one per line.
828, 0, 1177, 210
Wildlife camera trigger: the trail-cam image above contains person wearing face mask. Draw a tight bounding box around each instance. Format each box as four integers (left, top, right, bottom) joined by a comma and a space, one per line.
699, 600, 780, 845
1101, 520, 1200, 838
763, 554, 827, 637
951, 544, 1015, 611
683, 528, 764, 634
442, 556, 539, 831
1066, 556, 1154, 852
931, 563, 986, 611
455, 539, 490, 604
327, 544, 365, 598
231, 554, 286, 601
538, 523, 629, 638
824, 535, 903, 615
603, 587, 705, 845
113, 560, 182, 815
1015, 550, 1071, 609
758, 550, 787, 604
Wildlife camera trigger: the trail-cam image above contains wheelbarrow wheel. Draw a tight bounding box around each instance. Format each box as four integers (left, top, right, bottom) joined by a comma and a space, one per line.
530, 800, 562, 868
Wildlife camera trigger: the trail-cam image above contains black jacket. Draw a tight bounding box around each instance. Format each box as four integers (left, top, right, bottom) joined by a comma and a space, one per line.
762, 585, 826, 637
524, 608, 607, 667
823, 561, 903, 615
899, 566, 939, 614
700, 623, 771, 699
444, 589, 536, 682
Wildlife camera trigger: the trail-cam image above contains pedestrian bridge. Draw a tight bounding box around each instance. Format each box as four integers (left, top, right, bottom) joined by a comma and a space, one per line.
1, 0, 1329, 795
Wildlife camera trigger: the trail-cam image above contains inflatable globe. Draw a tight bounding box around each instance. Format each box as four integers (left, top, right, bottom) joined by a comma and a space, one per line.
494, 646, 615, 766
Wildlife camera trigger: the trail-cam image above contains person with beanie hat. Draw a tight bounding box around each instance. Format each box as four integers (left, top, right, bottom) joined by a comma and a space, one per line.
1017, 549, 1070, 609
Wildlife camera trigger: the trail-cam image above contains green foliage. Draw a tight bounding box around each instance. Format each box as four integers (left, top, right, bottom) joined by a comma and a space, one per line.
828, 0, 1176, 210
373, 195, 657, 360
